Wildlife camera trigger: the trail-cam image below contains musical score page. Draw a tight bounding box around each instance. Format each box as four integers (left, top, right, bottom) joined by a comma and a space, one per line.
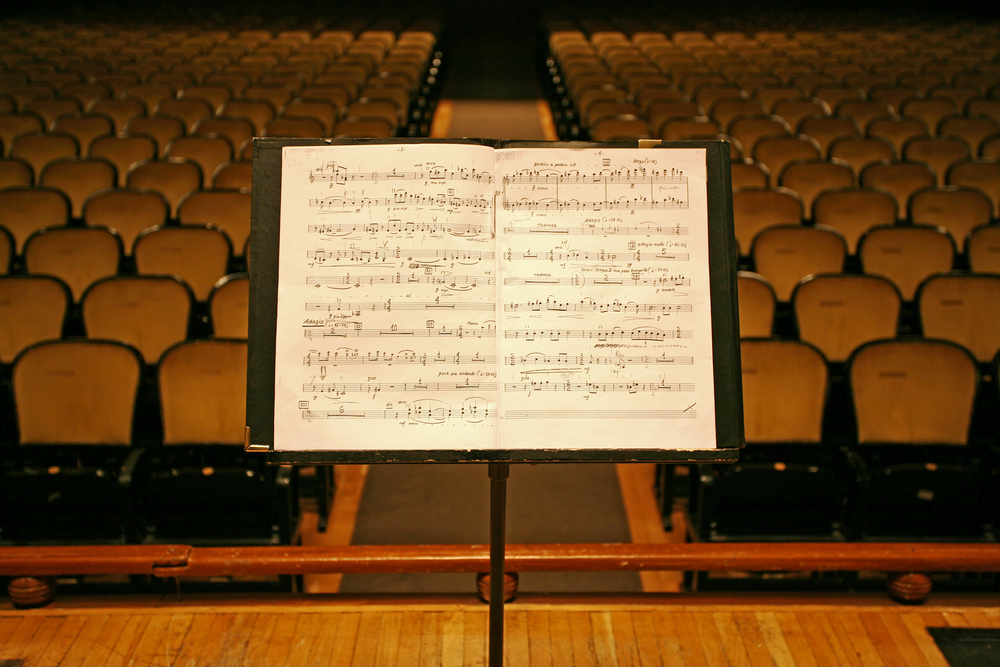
273, 143, 716, 452
495, 146, 715, 450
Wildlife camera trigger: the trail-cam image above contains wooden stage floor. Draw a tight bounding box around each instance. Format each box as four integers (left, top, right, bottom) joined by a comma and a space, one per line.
3, 592, 999, 666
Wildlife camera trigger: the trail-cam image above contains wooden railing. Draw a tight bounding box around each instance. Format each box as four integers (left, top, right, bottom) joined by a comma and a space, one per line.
4, 542, 1000, 606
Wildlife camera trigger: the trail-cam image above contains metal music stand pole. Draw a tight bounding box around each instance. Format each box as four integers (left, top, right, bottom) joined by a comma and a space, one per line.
488, 462, 509, 667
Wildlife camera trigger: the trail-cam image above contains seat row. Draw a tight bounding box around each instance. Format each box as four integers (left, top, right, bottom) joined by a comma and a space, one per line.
1, 22, 442, 140
687, 337, 1000, 543
0, 338, 294, 546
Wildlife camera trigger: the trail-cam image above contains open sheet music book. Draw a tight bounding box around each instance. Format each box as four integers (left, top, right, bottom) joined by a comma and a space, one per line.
260, 140, 740, 458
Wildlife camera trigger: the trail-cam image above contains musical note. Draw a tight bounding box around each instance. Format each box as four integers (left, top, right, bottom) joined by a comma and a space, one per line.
501, 167, 687, 185
507, 353, 694, 367
309, 193, 492, 211
500, 197, 687, 211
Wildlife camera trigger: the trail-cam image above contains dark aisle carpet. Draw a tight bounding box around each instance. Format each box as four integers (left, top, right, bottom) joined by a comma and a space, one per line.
338, 463, 642, 594
928, 628, 1000, 667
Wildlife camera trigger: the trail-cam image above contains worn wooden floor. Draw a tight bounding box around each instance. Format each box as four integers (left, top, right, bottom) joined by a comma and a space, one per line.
2, 593, 1000, 666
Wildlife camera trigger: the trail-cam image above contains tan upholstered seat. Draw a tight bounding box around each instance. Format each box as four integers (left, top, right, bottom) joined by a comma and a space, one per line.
89, 134, 158, 187
126, 159, 203, 217
908, 186, 993, 247
751, 225, 847, 301
778, 158, 854, 217
732, 187, 803, 255
23, 226, 122, 301
858, 225, 955, 300
209, 274, 249, 338
133, 225, 232, 301
947, 159, 1000, 218
741, 338, 827, 443
0, 187, 70, 254
918, 273, 1000, 363
158, 339, 247, 445
736, 271, 776, 338
39, 157, 117, 218
850, 339, 976, 445
793, 274, 900, 362
14, 339, 142, 445
0, 275, 70, 363
82, 275, 193, 364
177, 189, 251, 255
966, 225, 1000, 272
812, 188, 897, 255
860, 161, 936, 219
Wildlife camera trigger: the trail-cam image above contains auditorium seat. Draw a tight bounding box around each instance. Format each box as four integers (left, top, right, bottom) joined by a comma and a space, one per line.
860, 160, 937, 219
87, 97, 146, 133
0, 186, 70, 255
966, 225, 1000, 273
88, 134, 158, 187
155, 98, 213, 133
751, 225, 847, 301
903, 136, 972, 187
265, 116, 326, 138
126, 158, 203, 217
848, 338, 990, 540
730, 159, 768, 192
900, 98, 958, 135
332, 118, 394, 138
123, 116, 185, 158
209, 273, 250, 338
692, 339, 852, 542
165, 135, 233, 188
177, 189, 251, 256
9, 131, 79, 177
828, 136, 896, 176
981, 134, 1000, 159
938, 114, 1000, 152
812, 188, 897, 255
736, 271, 776, 337
2, 339, 144, 543
23, 226, 123, 302
0, 274, 70, 364
39, 157, 117, 219
908, 186, 993, 247
82, 189, 169, 256
753, 135, 823, 186
51, 113, 115, 154
731, 187, 803, 256
866, 115, 930, 157
778, 158, 854, 217
81, 275, 193, 364
219, 99, 277, 135
917, 273, 1000, 365
771, 97, 830, 133
946, 159, 1000, 217
193, 116, 255, 152
796, 115, 859, 156
792, 274, 901, 363
0, 156, 33, 189
858, 225, 956, 301
133, 225, 232, 302
726, 115, 791, 160
141, 339, 296, 544
213, 159, 253, 190
0, 227, 11, 275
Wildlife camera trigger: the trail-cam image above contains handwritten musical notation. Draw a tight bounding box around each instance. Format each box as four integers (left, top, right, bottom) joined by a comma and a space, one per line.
507, 353, 694, 367
310, 193, 491, 211
504, 300, 691, 315
308, 248, 495, 264
308, 221, 491, 237
504, 327, 692, 341
310, 162, 493, 185
505, 381, 694, 393
501, 196, 686, 211
502, 167, 687, 185
303, 350, 496, 366
307, 275, 494, 288
503, 224, 687, 236
304, 381, 497, 394
276, 142, 714, 449
303, 325, 495, 339
305, 301, 495, 312
304, 398, 493, 423
504, 250, 688, 262
504, 275, 690, 287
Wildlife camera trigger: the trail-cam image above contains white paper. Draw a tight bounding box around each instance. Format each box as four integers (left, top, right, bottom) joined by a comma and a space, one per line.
273, 143, 715, 452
